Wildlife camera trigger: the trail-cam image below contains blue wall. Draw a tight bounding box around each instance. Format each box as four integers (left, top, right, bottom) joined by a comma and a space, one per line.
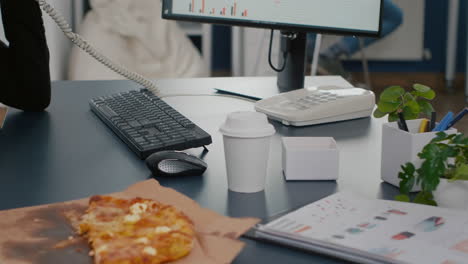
212, 0, 467, 73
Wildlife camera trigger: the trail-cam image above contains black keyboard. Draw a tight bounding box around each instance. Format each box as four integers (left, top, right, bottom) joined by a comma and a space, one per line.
90, 89, 212, 159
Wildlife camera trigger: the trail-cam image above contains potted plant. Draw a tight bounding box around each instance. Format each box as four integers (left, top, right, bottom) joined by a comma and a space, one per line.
373, 83, 435, 121
374, 84, 446, 188
396, 132, 468, 208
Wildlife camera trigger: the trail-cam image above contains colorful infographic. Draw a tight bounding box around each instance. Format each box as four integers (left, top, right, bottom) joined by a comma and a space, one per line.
260, 192, 468, 264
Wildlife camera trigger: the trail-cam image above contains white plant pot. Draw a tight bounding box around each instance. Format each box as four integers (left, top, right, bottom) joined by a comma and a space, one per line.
381, 119, 457, 191
433, 179, 468, 210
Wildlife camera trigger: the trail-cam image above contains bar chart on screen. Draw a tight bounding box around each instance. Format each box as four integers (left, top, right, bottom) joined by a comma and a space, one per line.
187, 0, 246, 17
181, 0, 281, 19
171, 0, 380, 32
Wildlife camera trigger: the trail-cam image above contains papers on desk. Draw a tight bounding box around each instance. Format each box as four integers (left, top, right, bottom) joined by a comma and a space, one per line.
254, 192, 468, 264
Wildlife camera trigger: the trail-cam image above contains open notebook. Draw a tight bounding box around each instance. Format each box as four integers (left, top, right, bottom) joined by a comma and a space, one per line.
252, 192, 468, 264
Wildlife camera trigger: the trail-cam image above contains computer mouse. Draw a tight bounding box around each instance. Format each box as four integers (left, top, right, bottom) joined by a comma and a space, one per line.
145, 151, 207, 177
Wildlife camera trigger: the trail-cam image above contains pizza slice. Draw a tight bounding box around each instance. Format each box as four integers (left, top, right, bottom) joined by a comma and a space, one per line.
76, 195, 195, 264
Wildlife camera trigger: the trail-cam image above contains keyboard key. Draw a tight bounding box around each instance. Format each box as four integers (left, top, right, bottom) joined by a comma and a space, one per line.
128, 120, 141, 128
133, 137, 146, 143
97, 105, 118, 118
140, 119, 156, 127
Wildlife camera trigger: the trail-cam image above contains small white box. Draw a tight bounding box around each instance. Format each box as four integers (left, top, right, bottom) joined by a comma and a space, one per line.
282, 137, 339, 181
381, 119, 457, 190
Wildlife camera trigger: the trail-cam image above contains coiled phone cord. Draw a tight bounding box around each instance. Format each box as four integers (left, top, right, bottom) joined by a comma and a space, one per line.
35, 0, 161, 96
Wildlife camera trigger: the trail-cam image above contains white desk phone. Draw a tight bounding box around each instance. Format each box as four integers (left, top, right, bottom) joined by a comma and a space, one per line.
255, 85, 375, 126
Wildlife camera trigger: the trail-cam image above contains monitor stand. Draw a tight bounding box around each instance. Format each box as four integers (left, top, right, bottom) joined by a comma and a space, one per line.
277, 32, 307, 93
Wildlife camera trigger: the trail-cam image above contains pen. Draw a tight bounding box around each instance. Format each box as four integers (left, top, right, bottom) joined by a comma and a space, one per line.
432, 111, 454, 132
398, 112, 408, 132
429, 112, 436, 131
418, 119, 429, 133
214, 88, 262, 101
446, 107, 467, 129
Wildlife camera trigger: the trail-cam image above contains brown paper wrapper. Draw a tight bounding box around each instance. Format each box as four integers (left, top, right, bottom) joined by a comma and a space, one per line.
0, 179, 259, 264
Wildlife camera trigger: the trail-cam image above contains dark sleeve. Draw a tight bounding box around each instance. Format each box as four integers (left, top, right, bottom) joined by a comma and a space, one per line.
0, 0, 51, 111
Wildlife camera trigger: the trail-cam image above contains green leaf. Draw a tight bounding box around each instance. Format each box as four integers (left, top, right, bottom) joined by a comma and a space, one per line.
452, 163, 468, 181
388, 112, 399, 122
445, 146, 460, 158
413, 83, 431, 93
414, 90, 436, 100
417, 142, 455, 192
380, 86, 405, 102
413, 191, 437, 206
399, 172, 416, 195
395, 194, 410, 202
404, 100, 420, 112
377, 101, 400, 113
431, 132, 449, 143
398, 162, 416, 194
402, 103, 420, 120
403, 93, 415, 103
399, 163, 416, 195
373, 108, 387, 118
417, 100, 434, 117
402, 162, 416, 175
413, 84, 436, 100
452, 134, 468, 145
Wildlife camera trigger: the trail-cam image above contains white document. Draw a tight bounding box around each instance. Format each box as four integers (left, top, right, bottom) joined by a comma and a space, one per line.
256, 192, 468, 264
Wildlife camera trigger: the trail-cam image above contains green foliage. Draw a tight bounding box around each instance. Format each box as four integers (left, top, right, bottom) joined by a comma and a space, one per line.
396, 132, 468, 206
413, 191, 437, 206
395, 194, 410, 202
373, 84, 435, 121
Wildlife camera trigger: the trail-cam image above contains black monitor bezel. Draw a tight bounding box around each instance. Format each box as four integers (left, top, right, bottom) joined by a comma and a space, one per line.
162, 0, 383, 37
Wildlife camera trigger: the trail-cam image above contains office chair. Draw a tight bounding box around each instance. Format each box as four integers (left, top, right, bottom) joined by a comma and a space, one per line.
68, 0, 208, 81
310, 36, 372, 91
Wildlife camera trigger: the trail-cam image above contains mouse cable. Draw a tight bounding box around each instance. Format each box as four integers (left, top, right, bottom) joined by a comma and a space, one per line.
35, 0, 161, 96
159, 93, 257, 103
268, 29, 288, 72
200, 146, 209, 159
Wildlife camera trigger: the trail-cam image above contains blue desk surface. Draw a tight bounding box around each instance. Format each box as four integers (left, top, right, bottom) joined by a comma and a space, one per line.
0, 77, 399, 263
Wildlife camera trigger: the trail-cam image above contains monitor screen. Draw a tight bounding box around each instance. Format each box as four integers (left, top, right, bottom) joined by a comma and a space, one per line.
162, 0, 383, 37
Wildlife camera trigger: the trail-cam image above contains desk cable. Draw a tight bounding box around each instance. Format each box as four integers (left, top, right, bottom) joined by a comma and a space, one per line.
160, 93, 257, 103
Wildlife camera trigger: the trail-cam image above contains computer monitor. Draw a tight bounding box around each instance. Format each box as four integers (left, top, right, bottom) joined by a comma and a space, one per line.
162, 0, 383, 91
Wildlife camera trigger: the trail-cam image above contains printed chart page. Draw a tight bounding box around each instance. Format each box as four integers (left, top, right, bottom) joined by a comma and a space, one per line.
258, 193, 468, 264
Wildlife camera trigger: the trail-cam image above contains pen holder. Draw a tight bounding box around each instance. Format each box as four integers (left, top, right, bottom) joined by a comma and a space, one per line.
381, 119, 457, 191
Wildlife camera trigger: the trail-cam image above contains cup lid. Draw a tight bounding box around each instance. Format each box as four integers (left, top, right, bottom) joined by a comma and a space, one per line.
219, 111, 275, 138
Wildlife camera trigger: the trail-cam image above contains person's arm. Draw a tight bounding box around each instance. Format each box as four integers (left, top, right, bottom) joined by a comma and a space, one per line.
0, 0, 51, 111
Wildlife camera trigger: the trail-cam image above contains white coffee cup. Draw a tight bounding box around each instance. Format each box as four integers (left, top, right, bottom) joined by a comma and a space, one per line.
219, 111, 275, 193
